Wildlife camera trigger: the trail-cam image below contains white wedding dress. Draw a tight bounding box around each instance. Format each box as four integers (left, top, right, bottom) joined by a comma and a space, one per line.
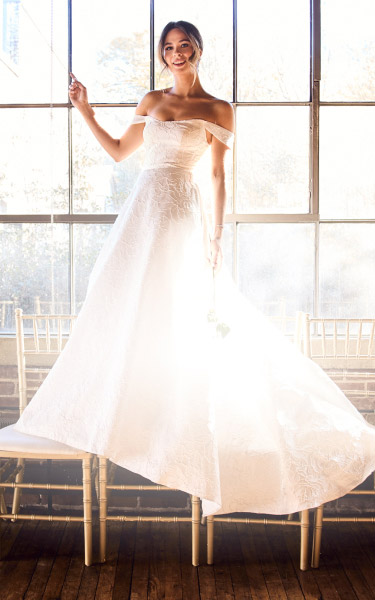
15, 114, 375, 517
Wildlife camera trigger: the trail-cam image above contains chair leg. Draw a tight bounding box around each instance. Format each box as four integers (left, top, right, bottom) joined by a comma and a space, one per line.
99, 456, 108, 563
47, 459, 53, 512
107, 461, 117, 503
91, 455, 99, 501
0, 487, 7, 514
192, 495, 200, 566
12, 458, 25, 516
300, 509, 309, 571
311, 505, 324, 568
82, 456, 93, 567
207, 515, 214, 565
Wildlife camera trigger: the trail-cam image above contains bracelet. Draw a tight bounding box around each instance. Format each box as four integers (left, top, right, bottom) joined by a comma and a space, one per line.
211, 224, 224, 241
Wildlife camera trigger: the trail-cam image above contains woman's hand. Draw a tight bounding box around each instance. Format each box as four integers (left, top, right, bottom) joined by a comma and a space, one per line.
69, 72, 94, 117
209, 238, 223, 273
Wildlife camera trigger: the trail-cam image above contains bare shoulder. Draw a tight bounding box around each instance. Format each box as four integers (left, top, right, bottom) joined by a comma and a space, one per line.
212, 100, 234, 132
135, 90, 164, 116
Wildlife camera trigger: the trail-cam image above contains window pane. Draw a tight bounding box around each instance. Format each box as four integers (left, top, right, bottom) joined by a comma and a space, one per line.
320, 107, 375, 219
319, 224, 375, 317
236, 107, 310, 214
0, 0, 68, 103
73, 224, 111, 311
321, 0, 375, 101
155, 1, 233, 101
0, 108, 68, 214
0, 223, 69, 333
72, 0, 149, 103
72, 108, 145, 214
221, 224, 234, 275
237, 0, 310, 102
238, 224, 315, 317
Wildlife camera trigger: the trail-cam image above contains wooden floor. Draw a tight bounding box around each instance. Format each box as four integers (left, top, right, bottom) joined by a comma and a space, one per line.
1, 518, 375, 599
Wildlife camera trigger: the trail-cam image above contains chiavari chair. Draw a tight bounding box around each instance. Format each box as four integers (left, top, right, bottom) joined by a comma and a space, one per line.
0, 309, 93, 566
206, 311, 310, 570
302, 313, 375, 568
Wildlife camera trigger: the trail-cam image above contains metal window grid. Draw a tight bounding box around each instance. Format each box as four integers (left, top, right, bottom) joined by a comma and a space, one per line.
1, 0, 375, 318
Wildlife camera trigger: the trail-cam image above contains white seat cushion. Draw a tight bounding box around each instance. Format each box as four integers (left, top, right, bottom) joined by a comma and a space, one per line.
0, 425, 89, 456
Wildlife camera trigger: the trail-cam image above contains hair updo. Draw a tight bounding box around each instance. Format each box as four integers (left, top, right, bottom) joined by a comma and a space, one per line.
157, 21, 203, 73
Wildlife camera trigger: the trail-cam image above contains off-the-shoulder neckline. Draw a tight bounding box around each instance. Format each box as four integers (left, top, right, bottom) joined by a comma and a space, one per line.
139, 114, 234, 136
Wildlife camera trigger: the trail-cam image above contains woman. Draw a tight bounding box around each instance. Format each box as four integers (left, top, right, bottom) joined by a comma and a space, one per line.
69, 21, 233, 273
15, 21, 375, 518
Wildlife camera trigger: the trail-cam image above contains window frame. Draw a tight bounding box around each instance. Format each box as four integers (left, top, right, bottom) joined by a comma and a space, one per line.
1, 0, 375, 331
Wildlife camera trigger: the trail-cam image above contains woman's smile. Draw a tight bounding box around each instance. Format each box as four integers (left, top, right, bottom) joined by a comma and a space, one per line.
163, 27, 194, 71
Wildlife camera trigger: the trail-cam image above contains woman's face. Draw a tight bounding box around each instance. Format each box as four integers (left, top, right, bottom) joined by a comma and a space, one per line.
163, 28, 195, 73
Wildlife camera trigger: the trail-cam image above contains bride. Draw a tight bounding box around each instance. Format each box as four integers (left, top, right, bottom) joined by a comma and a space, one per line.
15, 21, 375, 518
70, 21, 233, 273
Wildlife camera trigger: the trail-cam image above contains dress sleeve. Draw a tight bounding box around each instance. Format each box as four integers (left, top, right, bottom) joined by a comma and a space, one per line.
132, 114, 147, 125
204, 122, 234, 149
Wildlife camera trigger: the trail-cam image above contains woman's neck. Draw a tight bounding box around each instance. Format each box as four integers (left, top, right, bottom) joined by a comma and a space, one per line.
169, 72, 204, 99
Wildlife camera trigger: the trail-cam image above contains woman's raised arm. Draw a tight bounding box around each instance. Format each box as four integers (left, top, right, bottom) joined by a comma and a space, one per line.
69, 72, 145, 163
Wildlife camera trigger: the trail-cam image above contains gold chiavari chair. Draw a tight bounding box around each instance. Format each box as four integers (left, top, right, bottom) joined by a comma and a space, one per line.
0, 309, 93, 566
0, 299, 18, 330
206, 311, 310, 571
302, 313, 375, 569
96, 307, 301, 567
97, 458, 201, 566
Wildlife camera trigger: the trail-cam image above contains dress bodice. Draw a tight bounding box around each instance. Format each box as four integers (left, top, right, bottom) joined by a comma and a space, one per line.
132, 115, 234, 171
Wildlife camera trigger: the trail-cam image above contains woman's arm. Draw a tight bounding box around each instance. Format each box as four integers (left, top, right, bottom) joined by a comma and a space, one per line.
209, 102, 235, 271
69, 72, 145, 162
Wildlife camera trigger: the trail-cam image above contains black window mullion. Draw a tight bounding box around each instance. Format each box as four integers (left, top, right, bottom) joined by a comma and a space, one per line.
233, 0, 237, 105
68, 0, 73, 313
150, 0, 155, 91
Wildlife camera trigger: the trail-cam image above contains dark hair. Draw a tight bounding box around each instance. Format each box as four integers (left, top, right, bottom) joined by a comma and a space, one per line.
157, 21, 203, 71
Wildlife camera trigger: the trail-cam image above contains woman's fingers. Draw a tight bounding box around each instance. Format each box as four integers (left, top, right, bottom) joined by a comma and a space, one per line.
70, 81, 84, 91
206, 248, 222, 272
210, 242, 222, 272
69, 72, 85, 91
212, 256, 221, 271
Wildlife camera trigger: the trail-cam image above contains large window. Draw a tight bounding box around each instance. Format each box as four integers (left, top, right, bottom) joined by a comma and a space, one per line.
1, 0, 375, 333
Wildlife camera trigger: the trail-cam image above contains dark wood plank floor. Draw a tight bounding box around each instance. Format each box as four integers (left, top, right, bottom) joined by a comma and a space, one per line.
1, 518, 375, 599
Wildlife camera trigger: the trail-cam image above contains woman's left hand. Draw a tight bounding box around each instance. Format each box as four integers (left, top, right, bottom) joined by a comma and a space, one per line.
209, 238, 223, 272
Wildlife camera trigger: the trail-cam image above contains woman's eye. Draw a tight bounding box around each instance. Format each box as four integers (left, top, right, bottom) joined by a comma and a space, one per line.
165, 46, 172, 51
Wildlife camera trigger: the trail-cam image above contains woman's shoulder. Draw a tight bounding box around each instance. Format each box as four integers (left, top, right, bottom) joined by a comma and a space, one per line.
134, 90, 234, 131
209, 98, 234, 132
134, 90, 164, 116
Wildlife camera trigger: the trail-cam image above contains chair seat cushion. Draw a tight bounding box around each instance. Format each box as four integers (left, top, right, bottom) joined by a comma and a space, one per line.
0, 425, 89, 457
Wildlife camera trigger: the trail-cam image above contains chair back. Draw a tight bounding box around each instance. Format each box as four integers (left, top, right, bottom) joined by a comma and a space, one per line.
302, 313, 375, 404
15, 309, 77, 415
1, 300, 18, 330
266, 311, 305, 348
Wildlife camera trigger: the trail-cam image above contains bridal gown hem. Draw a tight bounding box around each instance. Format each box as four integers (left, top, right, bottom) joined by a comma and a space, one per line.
15, 114, 375, 518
